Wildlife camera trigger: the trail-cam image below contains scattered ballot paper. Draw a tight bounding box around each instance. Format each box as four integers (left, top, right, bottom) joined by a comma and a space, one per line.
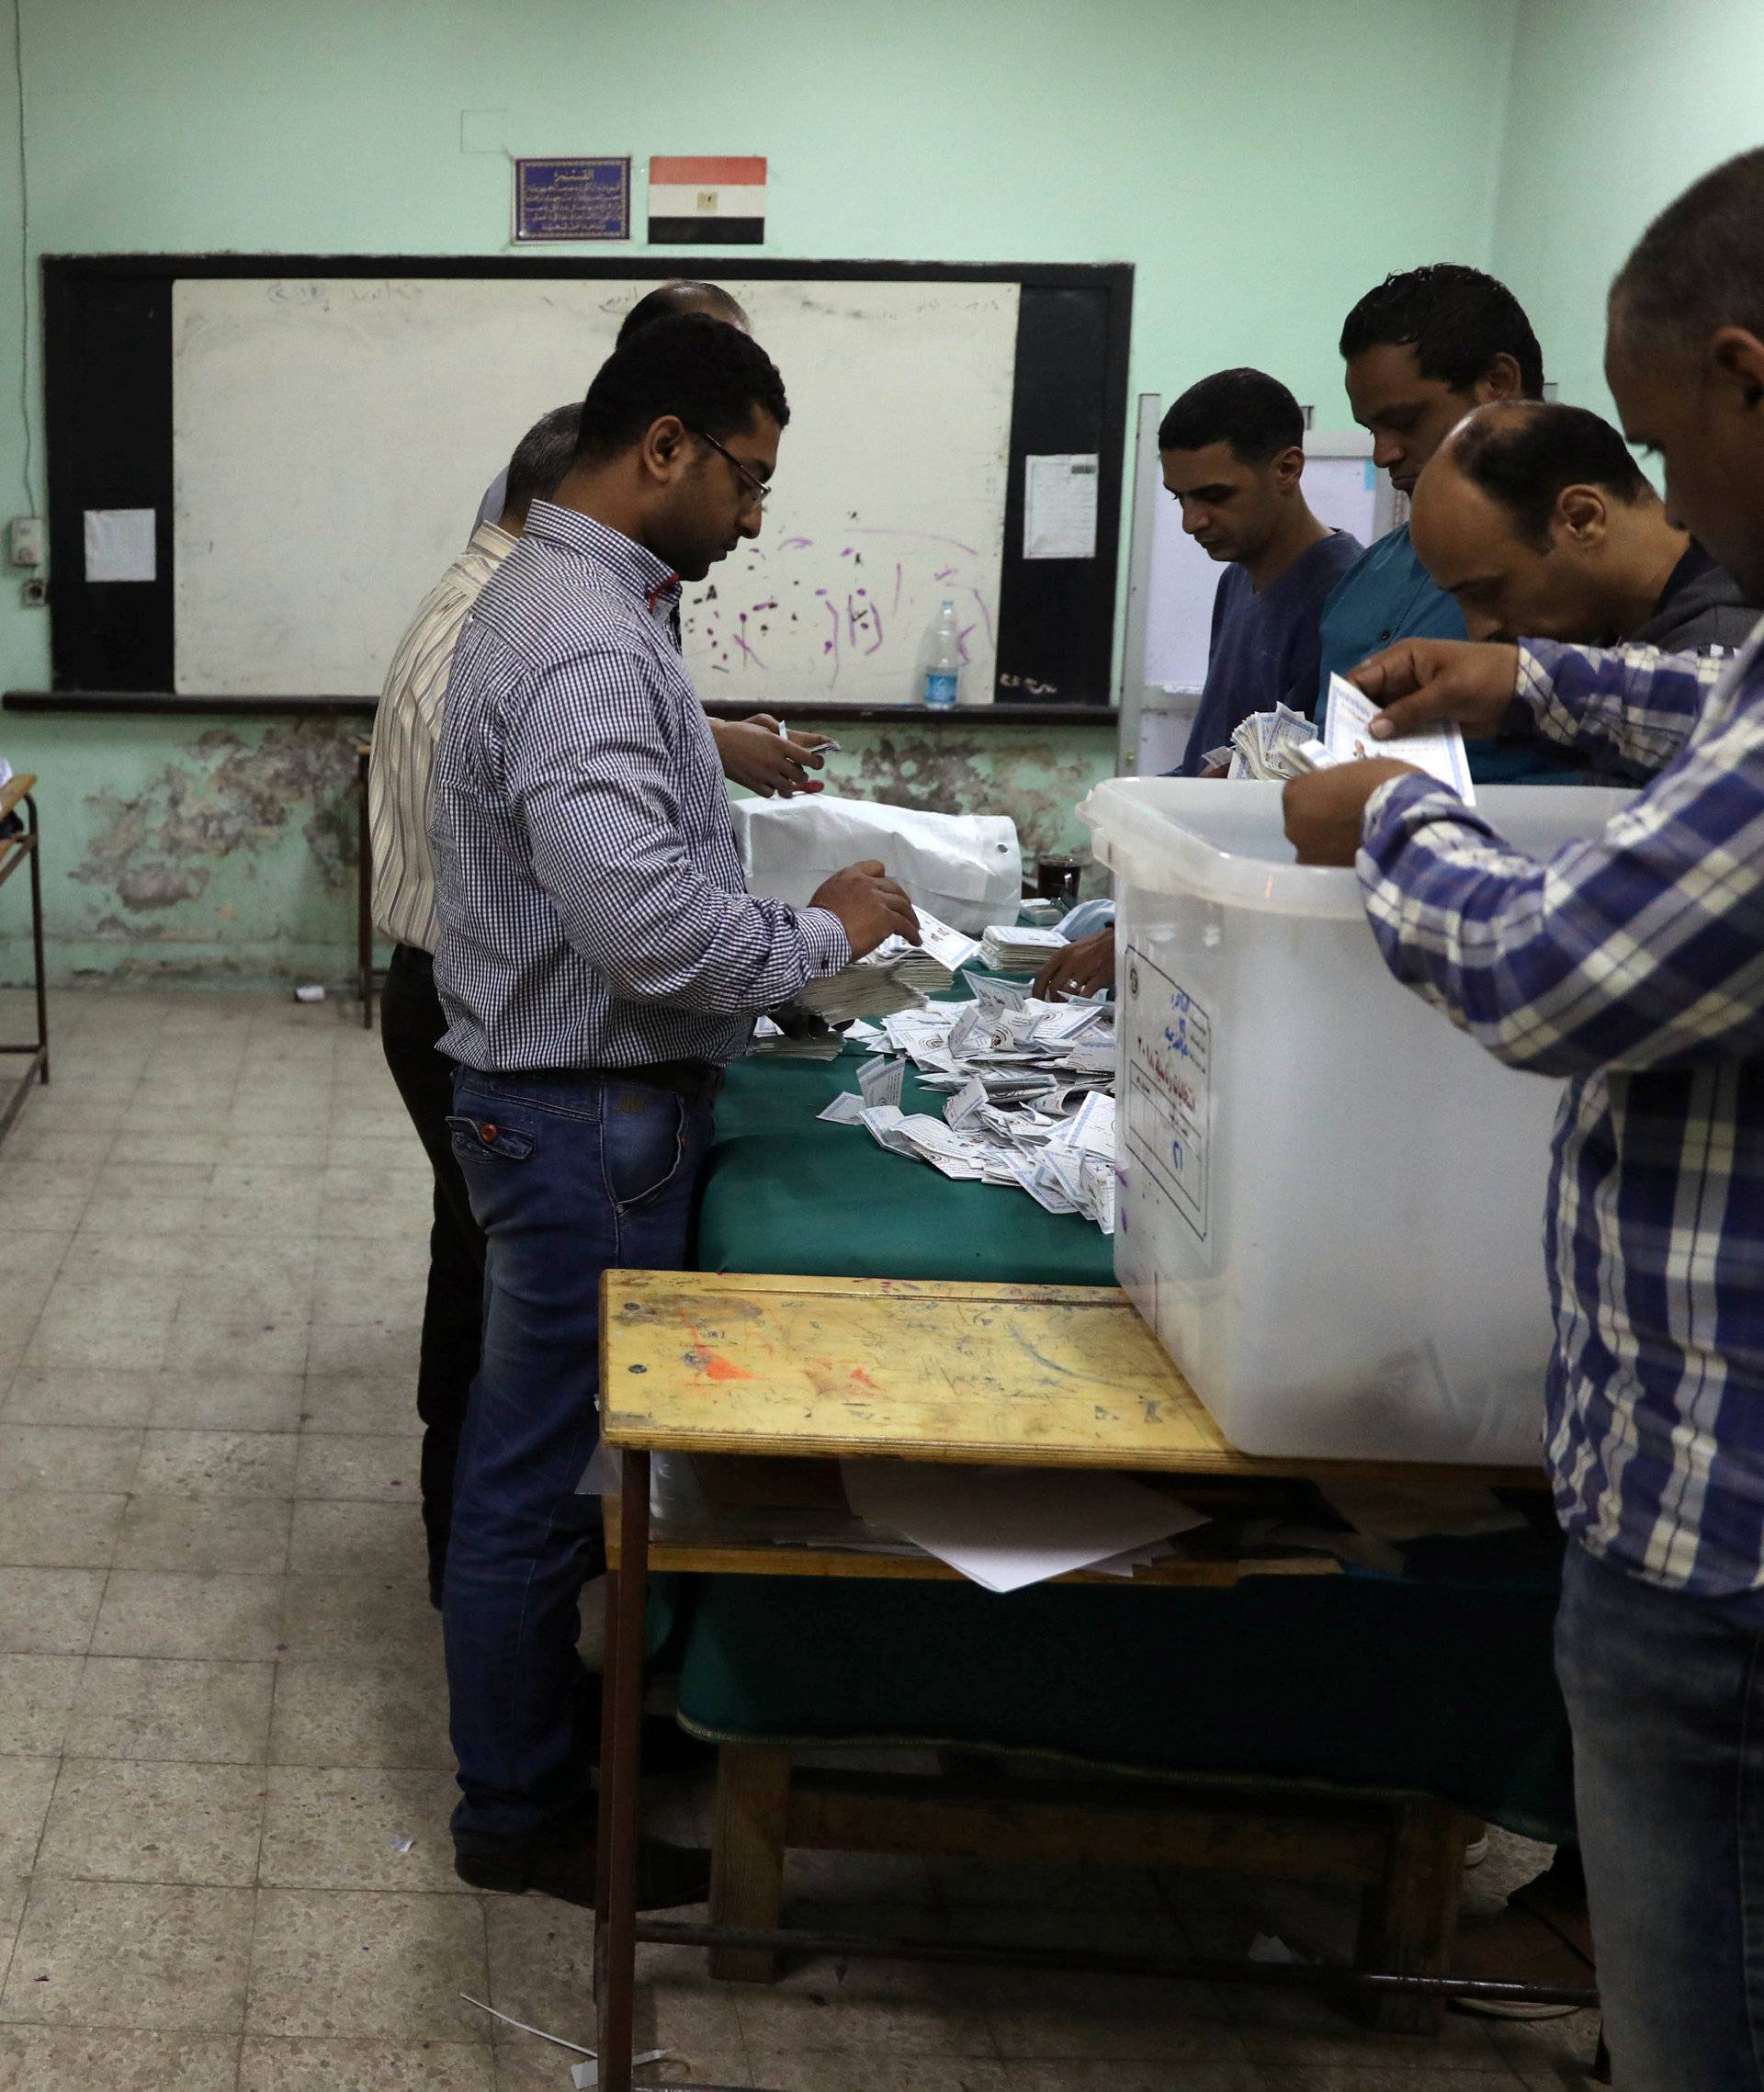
815, 990, 1119, 1231
840, 1461, 1206, 1593
1323, 672, 1475, 803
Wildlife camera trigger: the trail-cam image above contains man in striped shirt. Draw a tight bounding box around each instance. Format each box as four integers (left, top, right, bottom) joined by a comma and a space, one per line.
372, 402, 579, 1607
1282, 149, 1764, 2087
429, 314, 917, 1905
374, 396, 832, 1612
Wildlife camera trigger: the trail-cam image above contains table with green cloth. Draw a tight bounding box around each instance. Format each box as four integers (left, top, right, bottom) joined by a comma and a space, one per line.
673, 1036, 1575, 1845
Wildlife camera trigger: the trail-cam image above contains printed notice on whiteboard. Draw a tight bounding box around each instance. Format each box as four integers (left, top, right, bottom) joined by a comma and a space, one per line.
1023, 453, 1100, 560
1123, 943, 1211, 1246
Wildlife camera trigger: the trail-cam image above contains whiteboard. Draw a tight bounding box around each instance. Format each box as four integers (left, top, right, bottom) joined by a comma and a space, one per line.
171, 276, 1019, 702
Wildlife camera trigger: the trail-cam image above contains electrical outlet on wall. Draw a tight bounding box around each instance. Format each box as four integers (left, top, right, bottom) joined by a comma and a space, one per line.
20, 577, 47, 607
8, 517, 43, 568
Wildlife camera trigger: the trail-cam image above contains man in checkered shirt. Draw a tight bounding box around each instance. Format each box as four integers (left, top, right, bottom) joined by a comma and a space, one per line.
1283, 150, 1764, 2089
428, 313, 918, 1909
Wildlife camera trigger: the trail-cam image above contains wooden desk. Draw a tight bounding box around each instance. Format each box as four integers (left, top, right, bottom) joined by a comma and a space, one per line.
593, 1271, 1580, 2092
0, 774, 48, 1143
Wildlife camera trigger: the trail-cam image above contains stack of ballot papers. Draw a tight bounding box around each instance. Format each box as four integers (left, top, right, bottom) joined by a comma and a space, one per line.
1208, 701, 1331, 781
748, 1013, 845, 1059
818, 983, 1119, 1232
790, 909, 983, 1023
978, 923, 1069, 975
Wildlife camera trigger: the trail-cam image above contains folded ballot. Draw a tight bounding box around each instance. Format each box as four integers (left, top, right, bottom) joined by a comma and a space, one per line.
1322, 673, 1475, 803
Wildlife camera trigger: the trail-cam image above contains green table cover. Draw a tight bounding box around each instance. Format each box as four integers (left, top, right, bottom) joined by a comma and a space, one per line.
670, 1033, 1574, 1845
695, 1046, 1115, 1284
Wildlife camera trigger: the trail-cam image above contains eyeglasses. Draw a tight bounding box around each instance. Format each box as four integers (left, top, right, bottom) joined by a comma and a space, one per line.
688, 426, 773, 511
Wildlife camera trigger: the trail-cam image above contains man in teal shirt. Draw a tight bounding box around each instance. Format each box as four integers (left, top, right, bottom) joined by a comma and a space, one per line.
1318, 264, 1580, 783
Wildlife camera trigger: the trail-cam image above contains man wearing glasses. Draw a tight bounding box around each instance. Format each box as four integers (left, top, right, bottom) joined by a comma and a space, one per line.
429, 312, 920, 1905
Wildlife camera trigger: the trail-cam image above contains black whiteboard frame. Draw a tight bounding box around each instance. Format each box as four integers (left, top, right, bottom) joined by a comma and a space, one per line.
40, 253, 1133, 712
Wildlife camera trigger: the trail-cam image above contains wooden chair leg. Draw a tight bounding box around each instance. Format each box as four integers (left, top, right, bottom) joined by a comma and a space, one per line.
707, 1744, 791, 1984
1354, 1797, 1474, 2035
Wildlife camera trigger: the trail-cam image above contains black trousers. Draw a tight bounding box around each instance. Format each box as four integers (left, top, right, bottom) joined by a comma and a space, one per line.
380, 943, 486, 1605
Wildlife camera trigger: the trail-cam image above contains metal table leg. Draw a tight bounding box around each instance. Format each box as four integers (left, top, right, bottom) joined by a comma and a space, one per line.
356, 747, 374, 1030
597, 1450, 650, 2092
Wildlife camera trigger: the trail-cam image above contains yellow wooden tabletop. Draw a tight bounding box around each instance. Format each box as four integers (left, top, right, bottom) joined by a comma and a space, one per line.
600, 1270, 1544, 1485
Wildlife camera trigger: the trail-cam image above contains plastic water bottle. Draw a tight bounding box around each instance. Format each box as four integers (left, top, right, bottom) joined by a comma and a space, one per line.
920, 600, 963, 708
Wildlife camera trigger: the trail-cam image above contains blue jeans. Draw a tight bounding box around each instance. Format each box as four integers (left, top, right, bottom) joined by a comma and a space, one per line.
442, 1067, 714, 1853
1556, 1540, 1764, 2090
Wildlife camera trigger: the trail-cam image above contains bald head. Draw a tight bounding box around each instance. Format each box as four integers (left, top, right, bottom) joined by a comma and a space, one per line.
1412, 400, 1681, 643
616, 280, 751, 349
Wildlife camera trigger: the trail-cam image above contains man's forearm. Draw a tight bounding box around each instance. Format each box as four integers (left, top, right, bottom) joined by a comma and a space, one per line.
1515, 639, 1723, 778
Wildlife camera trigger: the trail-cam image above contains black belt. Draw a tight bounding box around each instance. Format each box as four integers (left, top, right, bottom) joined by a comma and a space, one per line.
512, 1059, 723, 1106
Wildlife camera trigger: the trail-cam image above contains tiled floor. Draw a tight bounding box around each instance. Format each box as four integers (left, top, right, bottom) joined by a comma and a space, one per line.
0, 987, 1601, 2090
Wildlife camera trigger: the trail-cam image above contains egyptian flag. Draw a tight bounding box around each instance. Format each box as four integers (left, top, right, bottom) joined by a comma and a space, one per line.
648, 156, 766, 244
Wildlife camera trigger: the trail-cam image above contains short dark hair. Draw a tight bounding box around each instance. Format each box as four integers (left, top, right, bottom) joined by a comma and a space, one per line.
1449, 402, 1652, 550
1612, 147, 1764, 356
503, 403, 582, 518
1340, 264, 1545, 400
1158, 368, 1305, 465
615, 279, 749, 349
575, 311, 789, 464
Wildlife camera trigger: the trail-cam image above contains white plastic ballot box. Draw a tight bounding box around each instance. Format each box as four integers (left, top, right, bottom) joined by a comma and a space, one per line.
1080, 776, 1637, 1465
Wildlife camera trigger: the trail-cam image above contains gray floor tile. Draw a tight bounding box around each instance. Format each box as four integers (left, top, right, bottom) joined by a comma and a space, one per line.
277, 1575, 440, 1668
485, 1901, 746, 2057
35, 1756, 267, 1886
259, 1765, 465, 1892
0, 1489, 127, 1568
66, 1656, 276, 1763
115, 1492, 293, 1575
0, 2027, 240, 2089
150, 1369, 306, 1431
241, 2036, 495, 2090
134, 1428, 301, 1498
299, 1374, 424, 1436
245, 1886, 488, 2041
293, 1431, 422, 1503
164, 1311, 311, 1376
268, 1657, 452, 1770
0, 1755, 60, 1878
92, 1570, 284, 1661
286, 1499, 426, 1578
305, 1321, 424, 1380
0, 1425, 144, 1494
0, 1656, 83, 1755
0, 1568, 107, 1655
1, 1876, 254, 2030
1, 1368, 158, 1427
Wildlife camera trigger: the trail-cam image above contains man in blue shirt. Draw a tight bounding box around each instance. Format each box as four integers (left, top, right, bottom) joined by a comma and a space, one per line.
1319, 265, 1581, 783
1165, 368, 1363, 775
1281, 146, 1764, 2090
1035, 372, 1360, 1000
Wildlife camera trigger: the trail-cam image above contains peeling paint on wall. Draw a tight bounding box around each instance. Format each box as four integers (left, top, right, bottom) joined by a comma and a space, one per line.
1, 709, 1117, 987
71, 720, 361, 926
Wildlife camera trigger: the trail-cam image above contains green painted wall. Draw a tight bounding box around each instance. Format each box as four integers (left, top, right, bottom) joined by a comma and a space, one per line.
1493, 0, 1764, 420
0, 0, 1523, 983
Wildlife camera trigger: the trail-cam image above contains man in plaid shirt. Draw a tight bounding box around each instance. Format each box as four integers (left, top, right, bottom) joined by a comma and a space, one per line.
1285, 150, 1764, 2088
